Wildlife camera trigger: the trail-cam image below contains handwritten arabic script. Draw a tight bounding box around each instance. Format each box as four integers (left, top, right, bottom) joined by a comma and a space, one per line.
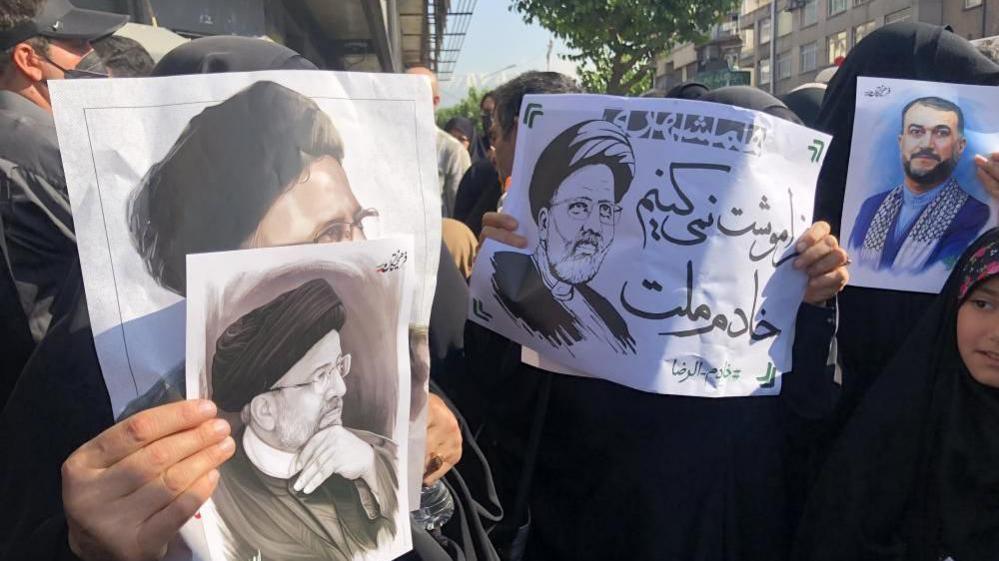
602, 108, 769, 156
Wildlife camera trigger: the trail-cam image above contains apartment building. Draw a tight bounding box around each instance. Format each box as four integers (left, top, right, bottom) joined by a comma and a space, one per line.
656, 0, 998, 97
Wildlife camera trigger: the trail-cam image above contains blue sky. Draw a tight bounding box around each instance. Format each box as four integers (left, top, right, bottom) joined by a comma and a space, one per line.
439, 2, 578, 108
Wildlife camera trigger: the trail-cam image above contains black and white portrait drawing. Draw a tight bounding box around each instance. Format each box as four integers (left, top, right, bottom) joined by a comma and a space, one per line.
187, 240, 414, 561
490, 120, 636, 353
50, 71, 439, 426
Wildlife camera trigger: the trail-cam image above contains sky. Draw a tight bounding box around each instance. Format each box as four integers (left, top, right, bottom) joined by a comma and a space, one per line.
439, 2, 578, 108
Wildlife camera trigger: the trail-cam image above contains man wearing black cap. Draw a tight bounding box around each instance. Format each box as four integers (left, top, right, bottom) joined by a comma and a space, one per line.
0, 0, 125, 386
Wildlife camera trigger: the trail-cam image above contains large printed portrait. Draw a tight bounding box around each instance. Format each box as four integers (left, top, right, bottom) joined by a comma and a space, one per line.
186, 240, 413, 561
841, 78, 999, 293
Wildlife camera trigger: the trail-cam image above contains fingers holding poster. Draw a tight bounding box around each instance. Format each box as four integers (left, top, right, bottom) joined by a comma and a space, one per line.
842, 77, 999, 293
470, 94, 828, 398
186, 239, 414, 561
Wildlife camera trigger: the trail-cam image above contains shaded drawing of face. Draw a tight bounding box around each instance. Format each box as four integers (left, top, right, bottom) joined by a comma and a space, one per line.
538, 164, 619, 285
898, 102, 967, 189
244, 330, 352, 452
247, 155, 379, 247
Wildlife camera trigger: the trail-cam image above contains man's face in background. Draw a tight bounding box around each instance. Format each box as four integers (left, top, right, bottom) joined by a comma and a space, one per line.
899, 103, 967, 190
537, 164, 618, 285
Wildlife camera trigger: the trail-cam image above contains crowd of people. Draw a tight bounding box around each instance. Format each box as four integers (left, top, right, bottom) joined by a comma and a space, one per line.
1, 1, 999, 561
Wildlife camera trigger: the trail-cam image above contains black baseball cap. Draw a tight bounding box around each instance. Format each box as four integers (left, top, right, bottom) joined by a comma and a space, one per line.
0, 0, 128, 50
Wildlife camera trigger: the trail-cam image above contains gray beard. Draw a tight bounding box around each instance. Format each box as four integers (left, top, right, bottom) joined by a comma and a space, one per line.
904, 156, 957, 187
275, 412, 319, 451
547, 240, 609, 285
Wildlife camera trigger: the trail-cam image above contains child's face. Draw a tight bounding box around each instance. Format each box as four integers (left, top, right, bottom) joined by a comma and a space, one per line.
957, 276, 999, 388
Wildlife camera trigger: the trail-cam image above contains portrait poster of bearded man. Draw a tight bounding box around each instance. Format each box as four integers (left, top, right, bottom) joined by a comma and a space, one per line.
841, 78, 999, 293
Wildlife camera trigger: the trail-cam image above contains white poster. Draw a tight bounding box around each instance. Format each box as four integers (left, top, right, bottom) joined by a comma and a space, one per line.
469, 94, 828, 397
841, 77, 999, 293
49, 71, 440, 521
186, 239, 413, 561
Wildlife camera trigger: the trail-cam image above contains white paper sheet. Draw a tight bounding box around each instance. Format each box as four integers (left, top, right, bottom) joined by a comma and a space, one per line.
470, 94, 828, 397
186, 238, 413, 561
49, 70, 439, 521
842, 77, 999, 293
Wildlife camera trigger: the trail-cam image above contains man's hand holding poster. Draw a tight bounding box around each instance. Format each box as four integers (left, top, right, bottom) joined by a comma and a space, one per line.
469, 94, 830, 397
842, 77, 999, 293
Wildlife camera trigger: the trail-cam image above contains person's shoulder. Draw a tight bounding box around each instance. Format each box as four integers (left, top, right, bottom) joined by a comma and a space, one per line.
0, 108, 63, 179
436, 127, 463, 150
860, 188, 892, 209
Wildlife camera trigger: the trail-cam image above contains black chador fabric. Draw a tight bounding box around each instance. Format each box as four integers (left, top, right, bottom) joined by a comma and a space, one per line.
454, 159, 502, 238
458, 88, 840, 561
779, 86, 825, 129
811, 22, 999, 427
794, 229, 999, 561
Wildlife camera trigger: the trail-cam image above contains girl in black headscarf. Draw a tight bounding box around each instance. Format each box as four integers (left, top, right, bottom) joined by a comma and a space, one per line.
464, 85, 846, 561
811, 22, 999, 436
794, 228, 999, 561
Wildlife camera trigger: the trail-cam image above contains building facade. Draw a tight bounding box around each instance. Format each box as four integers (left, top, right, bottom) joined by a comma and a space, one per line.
657, 0, 999, 97
71, 0, 468, 75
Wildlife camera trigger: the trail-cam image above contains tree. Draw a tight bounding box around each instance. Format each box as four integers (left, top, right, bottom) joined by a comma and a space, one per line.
437, 86, 487, 129
511, 0, 740, 95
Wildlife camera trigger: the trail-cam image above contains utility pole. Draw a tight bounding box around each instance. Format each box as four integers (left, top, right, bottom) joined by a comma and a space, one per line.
769, 0, 777, 95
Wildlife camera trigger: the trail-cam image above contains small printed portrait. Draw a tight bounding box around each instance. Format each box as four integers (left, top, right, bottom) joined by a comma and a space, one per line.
208, 278, 399, 561
849, 96, 989, 273
491, 119, 636, 353
128, 80, 379, 297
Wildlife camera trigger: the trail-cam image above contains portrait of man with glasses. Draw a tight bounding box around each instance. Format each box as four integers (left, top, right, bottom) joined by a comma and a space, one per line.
490, 119, 637, 354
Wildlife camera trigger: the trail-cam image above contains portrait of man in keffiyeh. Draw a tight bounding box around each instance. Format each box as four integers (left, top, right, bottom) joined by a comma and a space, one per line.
848, 96, 990, 272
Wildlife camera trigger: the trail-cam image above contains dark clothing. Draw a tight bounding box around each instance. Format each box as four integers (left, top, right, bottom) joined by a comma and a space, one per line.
151, 35, 318, 76
490, 251, 635, 353
811, 22, 999, 429
779, 87, 825, 129
453, 160, 501, 238
459, 303, 837, 561
794, 230, 999, 561
849, 184, 989, 271
0, 91, 78, 389
215, 428, 398, 561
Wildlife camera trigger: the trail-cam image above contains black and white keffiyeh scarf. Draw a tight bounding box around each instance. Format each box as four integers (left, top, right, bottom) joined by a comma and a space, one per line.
859, 177, 967, 270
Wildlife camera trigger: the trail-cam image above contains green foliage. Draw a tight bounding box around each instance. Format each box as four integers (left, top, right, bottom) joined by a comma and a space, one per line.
437, 86, 487, 129
510, 0, 741, 95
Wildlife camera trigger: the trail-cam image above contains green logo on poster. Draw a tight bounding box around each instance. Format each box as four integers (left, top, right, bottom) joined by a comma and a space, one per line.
757, 362, 777, 389
808, 139, 825, 163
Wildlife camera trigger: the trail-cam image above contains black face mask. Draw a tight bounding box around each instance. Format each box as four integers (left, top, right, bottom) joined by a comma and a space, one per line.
44, 50, 109, 79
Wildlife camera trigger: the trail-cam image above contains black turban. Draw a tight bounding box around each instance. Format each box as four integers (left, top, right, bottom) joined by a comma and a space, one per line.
211, 278, 346, 412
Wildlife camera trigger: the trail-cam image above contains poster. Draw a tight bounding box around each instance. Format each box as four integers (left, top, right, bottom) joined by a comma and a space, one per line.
469, 94, 829, 397
842, 77, 999, 293
186, 239, 413, 561
49, 70, 439, 538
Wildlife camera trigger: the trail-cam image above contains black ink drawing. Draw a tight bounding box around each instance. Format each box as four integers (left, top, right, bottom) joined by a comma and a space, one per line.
848, 96, 987, 272
491, 120, 637, 353
208, 277, 399, 561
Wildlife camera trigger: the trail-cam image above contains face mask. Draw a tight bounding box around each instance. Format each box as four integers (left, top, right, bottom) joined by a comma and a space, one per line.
44, 50, 109, 79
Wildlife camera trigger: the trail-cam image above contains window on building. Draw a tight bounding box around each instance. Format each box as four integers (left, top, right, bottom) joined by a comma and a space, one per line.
827, 30, 848, 64
802, 0, 818, 27
828, 0, 848, 16
776, 51, 792, 80
759, 58, 771, 85
778, 11, 793, 36
886, 8, 912, 24
965, 0, 983, 7
759, 17, 771, 45
800, 41, 818, 73
741, 28, 755, 57
854, 21, 876, 46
